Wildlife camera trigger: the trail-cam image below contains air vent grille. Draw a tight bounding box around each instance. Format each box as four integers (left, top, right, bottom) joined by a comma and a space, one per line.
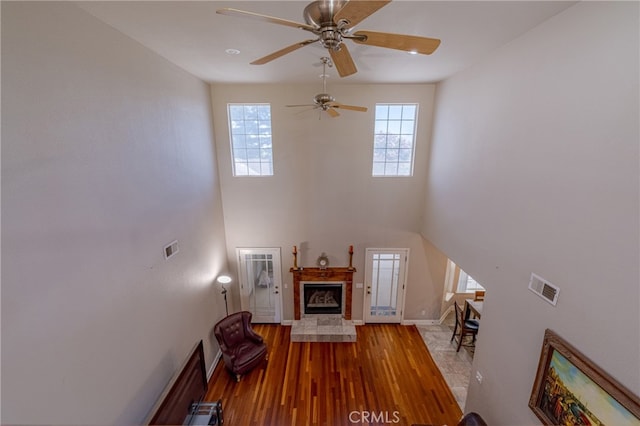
164, 240, 179, 260
528, 273, 559, 306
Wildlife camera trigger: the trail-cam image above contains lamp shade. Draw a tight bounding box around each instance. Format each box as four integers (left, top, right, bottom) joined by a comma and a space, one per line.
216, 275, 232, 284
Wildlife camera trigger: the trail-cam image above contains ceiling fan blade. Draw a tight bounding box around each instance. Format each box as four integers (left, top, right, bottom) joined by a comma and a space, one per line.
216, 8, 316, 32
330, 102, 368, 112
329, 44, 357, 77
351, 30, 441, 55
286, 104, 317, 108
326, 108, 340, 118
294, 107, 319, 115
334, 1, 391, 28
251, 39, 319, 65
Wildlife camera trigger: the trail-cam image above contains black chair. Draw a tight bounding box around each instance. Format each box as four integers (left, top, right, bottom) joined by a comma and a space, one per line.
410, 411, 487, 426
458, 412, 487, 426
451, 301, 479, 352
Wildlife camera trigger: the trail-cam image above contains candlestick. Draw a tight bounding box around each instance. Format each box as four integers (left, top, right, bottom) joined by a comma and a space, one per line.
348, 245, 354, 270
293, 245, 298, 269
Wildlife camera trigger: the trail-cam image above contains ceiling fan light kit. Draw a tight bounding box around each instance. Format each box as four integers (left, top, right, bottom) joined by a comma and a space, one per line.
217, 0, 441, 78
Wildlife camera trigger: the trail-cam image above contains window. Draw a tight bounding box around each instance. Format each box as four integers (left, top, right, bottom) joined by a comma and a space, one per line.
372, 104, 418, 176
457, 270, 485, 293
228, 104, 273, 176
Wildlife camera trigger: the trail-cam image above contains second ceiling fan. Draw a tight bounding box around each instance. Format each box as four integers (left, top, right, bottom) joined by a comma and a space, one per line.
216, 0, 441, 77
286, 57, 367, 118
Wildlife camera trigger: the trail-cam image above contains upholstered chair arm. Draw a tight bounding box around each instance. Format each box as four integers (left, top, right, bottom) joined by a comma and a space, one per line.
222, 351, 236, 367
245, 326, 264, 344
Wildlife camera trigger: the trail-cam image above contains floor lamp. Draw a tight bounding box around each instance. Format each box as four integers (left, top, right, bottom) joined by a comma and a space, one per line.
217, 275, 232, 316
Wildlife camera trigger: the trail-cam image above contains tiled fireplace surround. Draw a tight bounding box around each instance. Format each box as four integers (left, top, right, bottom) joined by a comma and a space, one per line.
290, 267, 357, 342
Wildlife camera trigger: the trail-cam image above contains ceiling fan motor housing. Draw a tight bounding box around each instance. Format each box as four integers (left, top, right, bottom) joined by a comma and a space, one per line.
314, 93, 336, 106
304, 0, 350, 50
303, 0, 348, 27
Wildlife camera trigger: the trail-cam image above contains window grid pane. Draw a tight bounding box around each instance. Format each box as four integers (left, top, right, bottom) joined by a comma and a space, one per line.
228, 104, 273, 176
372, 103, 418, 177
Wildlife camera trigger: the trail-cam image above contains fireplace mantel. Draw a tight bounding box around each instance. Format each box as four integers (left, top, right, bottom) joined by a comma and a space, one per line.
291, 267, 355, 320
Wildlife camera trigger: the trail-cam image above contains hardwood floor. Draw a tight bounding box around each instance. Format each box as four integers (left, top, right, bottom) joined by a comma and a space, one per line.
206, 324, 462, 425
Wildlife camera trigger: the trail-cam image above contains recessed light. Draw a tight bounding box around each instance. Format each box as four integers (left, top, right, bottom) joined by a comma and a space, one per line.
407, 50, 418, 55
319, 74, 329, 79
225, 48, 240, 55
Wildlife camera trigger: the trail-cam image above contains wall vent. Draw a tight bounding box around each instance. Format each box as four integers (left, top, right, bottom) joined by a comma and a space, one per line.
164, 240, 179, 260
528, 273, 559, 306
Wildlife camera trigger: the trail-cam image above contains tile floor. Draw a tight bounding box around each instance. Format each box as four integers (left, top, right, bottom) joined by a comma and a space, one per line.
417, 312, 474, 410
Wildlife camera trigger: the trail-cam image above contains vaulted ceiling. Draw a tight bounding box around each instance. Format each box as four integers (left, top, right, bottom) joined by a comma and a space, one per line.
78, 1, 576, 84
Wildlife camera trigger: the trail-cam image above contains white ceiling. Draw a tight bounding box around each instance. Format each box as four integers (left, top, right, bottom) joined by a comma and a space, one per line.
78, 1, 576, 84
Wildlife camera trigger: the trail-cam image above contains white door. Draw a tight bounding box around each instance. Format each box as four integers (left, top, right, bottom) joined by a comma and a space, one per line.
364, 249, 408, 323
237, 248, 282, 323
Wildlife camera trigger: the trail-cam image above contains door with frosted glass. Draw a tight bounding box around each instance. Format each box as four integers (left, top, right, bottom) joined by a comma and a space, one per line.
237, 248, 282, 323
364, 249, 408, 323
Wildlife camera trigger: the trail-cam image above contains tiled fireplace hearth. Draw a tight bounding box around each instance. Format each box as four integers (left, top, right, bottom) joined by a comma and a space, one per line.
290, 316, 356, 342
290, 267, 357, 342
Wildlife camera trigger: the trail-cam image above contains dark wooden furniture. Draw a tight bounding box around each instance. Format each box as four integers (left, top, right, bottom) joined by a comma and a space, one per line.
458, 412, 487, 425
451, 301, 479, 352
412, 412, 487, 426
214, 311, 268, 382
145, 340, 222, 425
291, 267, 355, 320
465, 299, 483, 319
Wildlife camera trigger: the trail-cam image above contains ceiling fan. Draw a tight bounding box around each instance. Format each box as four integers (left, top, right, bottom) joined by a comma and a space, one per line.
216, 0, 441, 78
286, 57, 367, 118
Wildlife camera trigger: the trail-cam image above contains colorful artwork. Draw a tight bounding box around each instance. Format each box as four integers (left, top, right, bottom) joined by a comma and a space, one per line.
530, 330, 640, 425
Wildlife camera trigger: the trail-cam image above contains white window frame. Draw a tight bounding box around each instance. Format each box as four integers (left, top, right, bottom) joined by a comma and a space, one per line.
372, 103, 418, 177
227, 103, 273, 176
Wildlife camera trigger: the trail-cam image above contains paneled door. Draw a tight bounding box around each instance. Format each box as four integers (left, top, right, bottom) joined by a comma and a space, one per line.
237, 248, 282, 323
364, 249, 408, 323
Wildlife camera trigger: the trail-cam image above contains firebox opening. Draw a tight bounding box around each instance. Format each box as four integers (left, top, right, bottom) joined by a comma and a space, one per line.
303, 283, 343, 315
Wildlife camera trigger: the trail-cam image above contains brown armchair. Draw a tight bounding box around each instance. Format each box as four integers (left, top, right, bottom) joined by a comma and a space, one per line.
214, 311, 268, 382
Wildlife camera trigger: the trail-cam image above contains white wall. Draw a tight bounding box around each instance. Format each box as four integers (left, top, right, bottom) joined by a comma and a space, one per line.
423, 2, 639, 424
2, 3, 228, 424
210, 83, 447, 321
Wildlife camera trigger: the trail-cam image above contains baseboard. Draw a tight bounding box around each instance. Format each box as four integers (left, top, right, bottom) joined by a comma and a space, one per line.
353, 320, 364, 326
401, 319, 440, 326
207, 350, 222, 380
402, 306, 454, 326
439, 305, 454, 324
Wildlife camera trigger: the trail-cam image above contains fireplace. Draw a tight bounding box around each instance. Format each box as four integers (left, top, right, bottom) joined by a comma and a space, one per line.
291, 267, 355, 320
303, 283, 343, 315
